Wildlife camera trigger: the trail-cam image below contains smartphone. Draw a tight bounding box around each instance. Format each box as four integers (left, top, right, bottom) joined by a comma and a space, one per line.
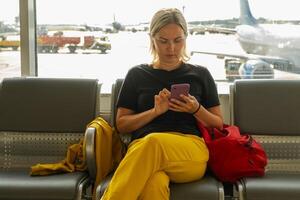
170, 83, 190, 101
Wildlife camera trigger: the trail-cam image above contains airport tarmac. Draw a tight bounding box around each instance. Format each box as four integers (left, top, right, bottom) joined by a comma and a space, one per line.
1, 32, 300, 93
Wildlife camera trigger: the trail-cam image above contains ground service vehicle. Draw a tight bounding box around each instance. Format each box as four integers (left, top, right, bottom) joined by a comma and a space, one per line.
37, 32, 111, 54
81, 35, 111, 53
38, 33, 111, 54
37, 34, 80, 53
0, 36, 20, 51
1, 32, 111, 54
224, 59, 242, 81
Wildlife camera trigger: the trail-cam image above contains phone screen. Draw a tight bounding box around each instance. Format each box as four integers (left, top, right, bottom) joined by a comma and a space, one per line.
170, 83, 190, 101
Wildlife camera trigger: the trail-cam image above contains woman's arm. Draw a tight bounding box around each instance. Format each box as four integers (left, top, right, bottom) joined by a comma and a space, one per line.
169, 94, 223, 129
193, 105, 223, 129
116, 88, 171, 134
116, 107, 157, 134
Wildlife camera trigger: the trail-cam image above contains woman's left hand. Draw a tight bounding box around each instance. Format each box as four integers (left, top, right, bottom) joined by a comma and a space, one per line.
169, 94, 200, 114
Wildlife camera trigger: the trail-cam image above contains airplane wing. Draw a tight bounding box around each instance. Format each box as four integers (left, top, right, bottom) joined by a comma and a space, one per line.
205, 26, 237, 35
191, 50, 292, 66
190, 50, 299, 80
191, 50, 249, 60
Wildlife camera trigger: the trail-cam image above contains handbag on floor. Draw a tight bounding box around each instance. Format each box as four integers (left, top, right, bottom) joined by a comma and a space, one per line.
198, 123, 268, 183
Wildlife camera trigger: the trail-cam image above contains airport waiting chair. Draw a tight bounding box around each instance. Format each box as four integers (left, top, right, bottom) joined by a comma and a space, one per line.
230, 79, 300, 200
0, 77, 101, 200
95, 78, 224, 200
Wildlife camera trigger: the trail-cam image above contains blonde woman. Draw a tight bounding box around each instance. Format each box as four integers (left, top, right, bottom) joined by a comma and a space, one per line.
101, 8, 223, 200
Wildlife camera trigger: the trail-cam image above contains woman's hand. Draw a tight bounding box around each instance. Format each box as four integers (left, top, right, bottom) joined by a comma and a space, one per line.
169, 94, 200, 114
116, 88, 172, 134
153, 88, 171, 116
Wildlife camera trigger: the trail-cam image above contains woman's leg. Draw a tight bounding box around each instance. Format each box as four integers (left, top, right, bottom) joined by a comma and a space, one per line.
139, 171, 170, 200
101, 132, 208, 200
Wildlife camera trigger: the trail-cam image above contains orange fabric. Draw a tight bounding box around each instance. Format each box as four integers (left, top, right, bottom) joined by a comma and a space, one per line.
30, 138, 86, 175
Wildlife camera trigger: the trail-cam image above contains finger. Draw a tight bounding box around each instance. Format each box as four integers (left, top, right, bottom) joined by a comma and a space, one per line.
162, 88, 170, 94
187, 94, 198, 102
162, 89, 171, 98
169, 104, 187, 113
169, 104, 183, 112
180, 94, 191, 102
159, 89, 169, 98
170, 97, 184, 105
169, 100, 189, 112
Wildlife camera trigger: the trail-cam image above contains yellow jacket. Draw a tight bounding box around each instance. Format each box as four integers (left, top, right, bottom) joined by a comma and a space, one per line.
31, 117, 124, 199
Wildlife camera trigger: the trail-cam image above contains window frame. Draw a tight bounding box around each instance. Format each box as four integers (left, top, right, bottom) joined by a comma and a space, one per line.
19, 0, 37, 76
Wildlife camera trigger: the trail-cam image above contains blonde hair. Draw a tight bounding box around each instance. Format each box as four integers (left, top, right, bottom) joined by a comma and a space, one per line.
149, 8, 190, 63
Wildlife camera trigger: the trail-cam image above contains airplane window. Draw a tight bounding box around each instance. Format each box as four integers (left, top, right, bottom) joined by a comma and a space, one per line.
1, 0, 300, 93
0, 0, 20, 79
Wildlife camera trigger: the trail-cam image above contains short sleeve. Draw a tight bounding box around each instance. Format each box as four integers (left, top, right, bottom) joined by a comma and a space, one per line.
201, 68, 220, 108
117, 68, 139, 111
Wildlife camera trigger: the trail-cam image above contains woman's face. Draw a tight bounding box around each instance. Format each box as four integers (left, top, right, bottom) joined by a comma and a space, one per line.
153, 23, 186, 66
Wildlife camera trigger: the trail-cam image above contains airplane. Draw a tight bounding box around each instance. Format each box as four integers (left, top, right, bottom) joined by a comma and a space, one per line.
0, 31, 19, 38
191, 0, 300, 79
0, 23, 19, 38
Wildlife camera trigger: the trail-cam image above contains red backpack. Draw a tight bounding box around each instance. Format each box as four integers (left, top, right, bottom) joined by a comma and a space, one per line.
198, 123, 268, 183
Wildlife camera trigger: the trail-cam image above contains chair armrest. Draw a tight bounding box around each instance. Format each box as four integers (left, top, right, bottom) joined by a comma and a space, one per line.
119, 133, 132, 147
95, 172, 114, 200
85, 127, 97, 180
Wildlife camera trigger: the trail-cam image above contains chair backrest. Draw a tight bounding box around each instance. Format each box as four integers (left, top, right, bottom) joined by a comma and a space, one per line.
110, 78, 124, 127
110, 78, 132, 145
231, 79, 300, 135
230, 79, 300, 171
0, 77, 101, 170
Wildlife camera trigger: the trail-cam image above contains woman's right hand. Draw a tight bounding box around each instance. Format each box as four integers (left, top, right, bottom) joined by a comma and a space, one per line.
116, 88, 171, 134
153, 88, 171, 116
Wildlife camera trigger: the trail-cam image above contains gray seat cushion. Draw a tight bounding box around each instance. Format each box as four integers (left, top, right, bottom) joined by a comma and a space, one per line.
240, 172, 300, 200
170, 175, 223, 200
96, 173, 223, 200
0, 170, 88, 200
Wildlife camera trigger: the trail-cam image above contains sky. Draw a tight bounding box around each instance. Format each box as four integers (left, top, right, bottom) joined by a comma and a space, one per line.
1, 0, 300, 25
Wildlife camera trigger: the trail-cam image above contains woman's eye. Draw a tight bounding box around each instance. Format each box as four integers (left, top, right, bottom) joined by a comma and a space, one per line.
159, 40, 168, 44
175, 38, 183, 43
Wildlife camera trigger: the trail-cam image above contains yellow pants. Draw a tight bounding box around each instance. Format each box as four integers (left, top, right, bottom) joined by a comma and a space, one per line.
101, 132, 209, 200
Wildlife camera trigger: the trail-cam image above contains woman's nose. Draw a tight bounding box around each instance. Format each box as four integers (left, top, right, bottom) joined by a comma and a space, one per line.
167, 41, 175, 51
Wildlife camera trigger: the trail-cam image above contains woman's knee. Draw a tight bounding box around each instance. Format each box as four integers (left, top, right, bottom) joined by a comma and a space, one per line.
144, 132, 164, 142
134, 133, 164, 150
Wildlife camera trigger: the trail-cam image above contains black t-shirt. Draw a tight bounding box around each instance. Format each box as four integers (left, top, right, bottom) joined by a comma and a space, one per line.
117, 63, 220, 140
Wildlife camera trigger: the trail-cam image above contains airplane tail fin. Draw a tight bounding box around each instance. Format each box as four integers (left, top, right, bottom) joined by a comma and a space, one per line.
240, 0, 257, 25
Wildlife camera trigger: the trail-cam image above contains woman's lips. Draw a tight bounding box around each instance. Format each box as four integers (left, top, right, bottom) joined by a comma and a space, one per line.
166, 54, 176, 57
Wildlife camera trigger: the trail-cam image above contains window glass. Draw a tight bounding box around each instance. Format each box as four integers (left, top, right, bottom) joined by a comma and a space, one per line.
33, 0, 300, 93
0, 0, 20, 80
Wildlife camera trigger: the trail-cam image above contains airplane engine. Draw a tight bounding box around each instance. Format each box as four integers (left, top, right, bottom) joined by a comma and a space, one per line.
239, 59, 274, 79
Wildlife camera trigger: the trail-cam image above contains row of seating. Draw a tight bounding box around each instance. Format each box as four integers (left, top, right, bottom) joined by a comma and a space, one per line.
0, 77, 101, 200
231, 80, 300, 200
1, 77, 300, 200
